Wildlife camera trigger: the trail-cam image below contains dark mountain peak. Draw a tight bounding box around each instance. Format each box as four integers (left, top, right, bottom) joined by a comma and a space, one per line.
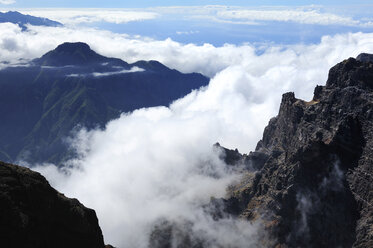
33, 42, 183, 70
356, 53, 373, 63
55, 42, 91, 53
0, 42, 209, 164
3, 11, 19, 15
3, 11, 27, 17
326, 56, 373, 90
1, 11, 25, 19
34, 42, 107, 66
132, 60, 171, 72
0, 11, 62, 30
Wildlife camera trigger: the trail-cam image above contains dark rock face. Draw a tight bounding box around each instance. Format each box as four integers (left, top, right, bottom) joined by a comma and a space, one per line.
34, 42, 109, 66
0, 161, 105, 248
356, 53, 373, 63
149, 220, 204, 248
215, 143, 268, 171
223, 54, 373, 247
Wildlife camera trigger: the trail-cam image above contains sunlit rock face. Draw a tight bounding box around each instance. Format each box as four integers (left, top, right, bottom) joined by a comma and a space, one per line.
0, 161, 105, 248
213, 54, 373, 248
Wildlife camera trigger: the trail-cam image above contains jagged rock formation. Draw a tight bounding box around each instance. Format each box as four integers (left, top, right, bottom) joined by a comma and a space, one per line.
215, 142, 269, 171
356, 53, 373, 63
0, 161, 105, 248
149, 219, 205, 248
223, 54, 373, 247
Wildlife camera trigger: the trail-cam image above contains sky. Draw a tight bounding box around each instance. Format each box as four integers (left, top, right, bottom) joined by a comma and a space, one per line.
2, 0, 372, 7
1, 3, 372, 46
1, 1, 373, 247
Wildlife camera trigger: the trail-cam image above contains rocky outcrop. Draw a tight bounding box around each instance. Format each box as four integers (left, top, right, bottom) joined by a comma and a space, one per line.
356, 53, 373, 63
223, 55, 373, 247
0, 161, 105, 248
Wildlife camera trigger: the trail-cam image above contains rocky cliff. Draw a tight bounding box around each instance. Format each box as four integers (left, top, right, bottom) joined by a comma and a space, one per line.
0, 161, 105, 248
224, 54, 373, 247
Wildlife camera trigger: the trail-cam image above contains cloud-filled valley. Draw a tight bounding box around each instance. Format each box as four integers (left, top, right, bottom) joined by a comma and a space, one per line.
1, 14, 373, 247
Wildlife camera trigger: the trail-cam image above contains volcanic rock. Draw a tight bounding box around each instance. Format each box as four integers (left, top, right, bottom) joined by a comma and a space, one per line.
0, 161, 105, 248
223, 54, 373, 247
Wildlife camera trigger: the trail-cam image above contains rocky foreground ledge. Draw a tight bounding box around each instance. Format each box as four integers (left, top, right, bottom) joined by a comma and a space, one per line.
0, 161, 106, 248
222, 54, 373, 247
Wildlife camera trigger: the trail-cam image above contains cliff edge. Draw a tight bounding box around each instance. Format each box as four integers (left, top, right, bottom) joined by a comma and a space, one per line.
225, 54, 373, 247
0, 161, 105, 248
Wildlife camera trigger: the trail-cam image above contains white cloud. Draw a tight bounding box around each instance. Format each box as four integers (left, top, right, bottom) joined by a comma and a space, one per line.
21, 9, 160, 25
150, 5, 372, 27
13, 6, 373, 27
0, 0, 15, 5
171, 5, 372, 27
1, 24, 373, 153
35, 99, 265, 247
216, 9, 360, 26
67, 66, 144, 77
2, 23, 371, 79
1, 22, 373, 247
176, 30, 200, 35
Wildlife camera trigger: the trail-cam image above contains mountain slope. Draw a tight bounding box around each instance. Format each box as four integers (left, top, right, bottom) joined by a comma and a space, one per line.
221, 54, 373, 247
0, 160, 105, 247
0, 11, 62, 30
0, 42, 209, 164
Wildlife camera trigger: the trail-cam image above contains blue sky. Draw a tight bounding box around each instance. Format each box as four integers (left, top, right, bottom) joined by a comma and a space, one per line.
1, 1, 373, 46
4, 0, 373, 7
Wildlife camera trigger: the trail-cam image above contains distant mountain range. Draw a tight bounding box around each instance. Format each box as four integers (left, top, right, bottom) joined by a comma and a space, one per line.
0, 11, 62, 30
0, 42, 209, 164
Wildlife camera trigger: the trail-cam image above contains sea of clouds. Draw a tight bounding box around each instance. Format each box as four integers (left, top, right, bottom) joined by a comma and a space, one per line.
1, 21, 372, 247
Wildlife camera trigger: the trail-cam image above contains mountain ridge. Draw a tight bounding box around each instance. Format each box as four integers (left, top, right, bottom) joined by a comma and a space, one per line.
0, 11, 62, 30
0, 42, 209, 164
217, 54, 373, 247
33, 42, 108, 66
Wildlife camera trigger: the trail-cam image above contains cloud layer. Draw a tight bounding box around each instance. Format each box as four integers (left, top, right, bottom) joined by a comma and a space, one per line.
21, 9, 160, 25
5, 6, 372, 28
1, 23, 372, 78
154, 5, 373, 27
0, 0, 15, 5
67, 66, 144, 78
1, 21, 372, 247
216, 9, 359, 26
